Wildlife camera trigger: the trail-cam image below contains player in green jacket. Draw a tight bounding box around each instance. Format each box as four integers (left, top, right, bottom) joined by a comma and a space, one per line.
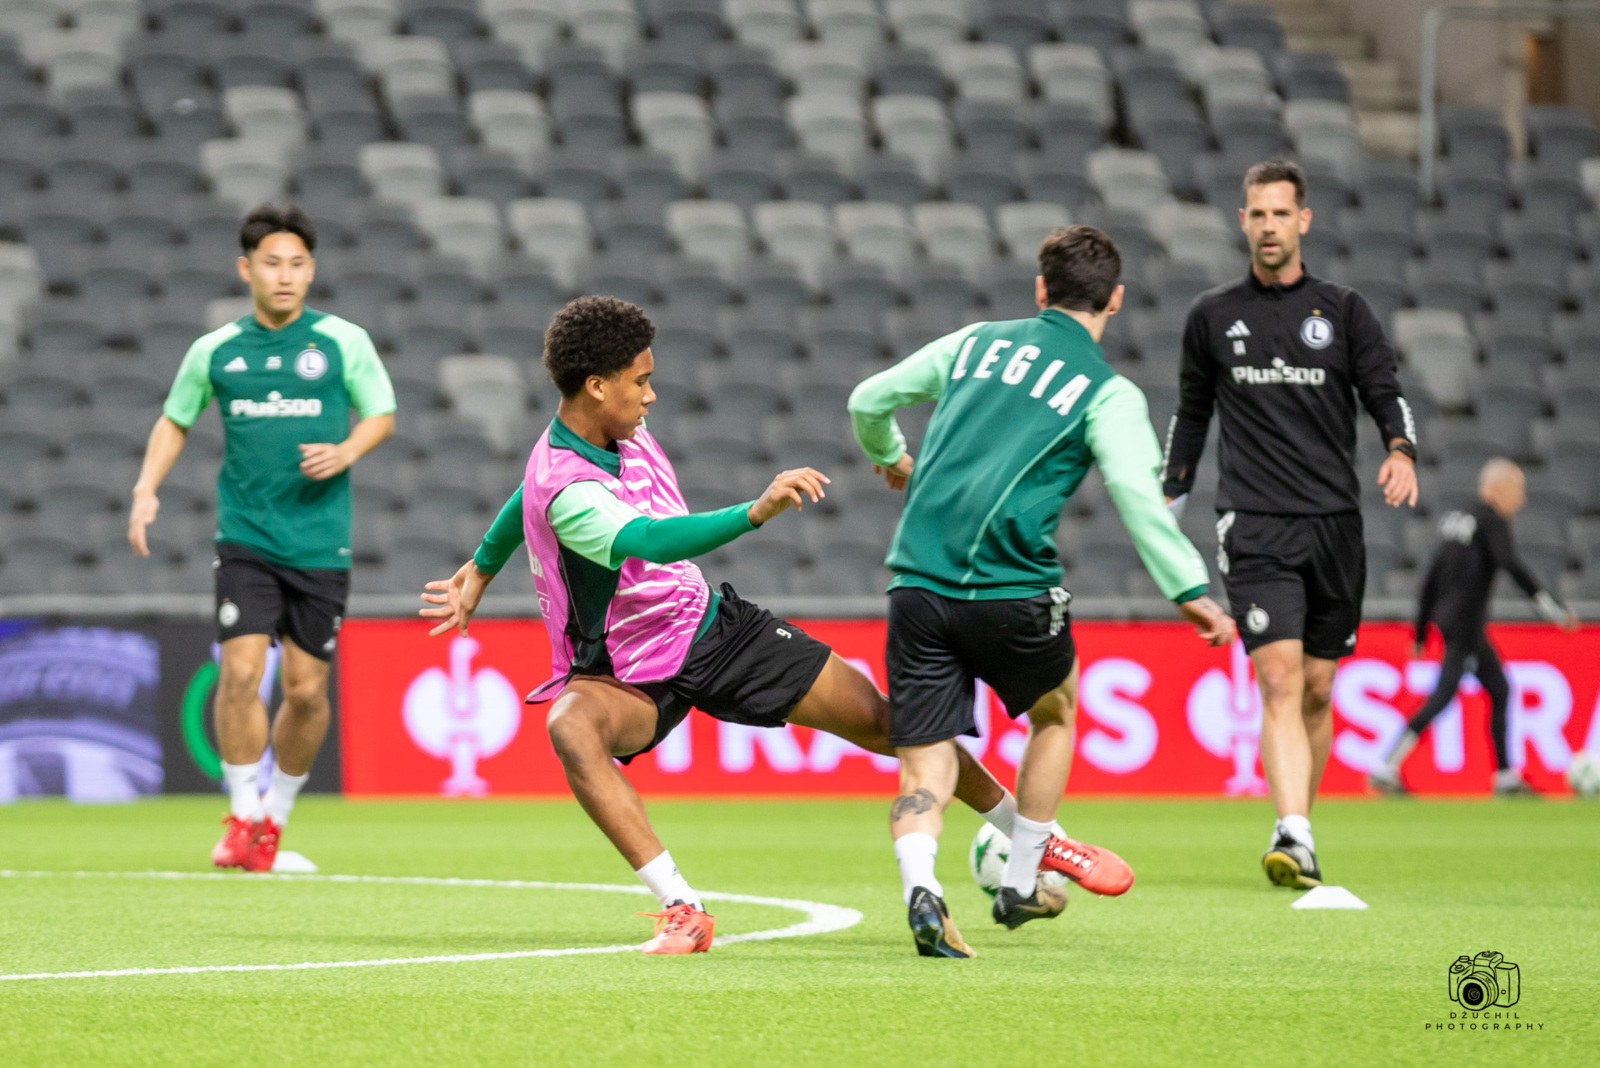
128, 205, 396, 872
849, 225, 1234, 956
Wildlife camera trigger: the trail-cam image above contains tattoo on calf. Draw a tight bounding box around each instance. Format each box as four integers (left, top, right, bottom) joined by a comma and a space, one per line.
891, 788, 937, 821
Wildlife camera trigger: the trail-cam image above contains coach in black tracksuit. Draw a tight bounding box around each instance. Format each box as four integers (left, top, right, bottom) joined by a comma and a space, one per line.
1369, 460, 1575, 795
1160, 160, 1419, 889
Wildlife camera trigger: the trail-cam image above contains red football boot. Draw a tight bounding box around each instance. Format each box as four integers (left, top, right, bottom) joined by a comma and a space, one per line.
639, 903, 715, 954
1040, 835, 1135, 896
243, 818, 281, 872
211, 815, 256, 869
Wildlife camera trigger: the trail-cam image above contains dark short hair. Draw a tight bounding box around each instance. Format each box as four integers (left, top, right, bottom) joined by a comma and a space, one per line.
240, 204, 317, 254
1242, 159, 1307, 208
1038, 225, 1121, 312
544, 296, 656, 398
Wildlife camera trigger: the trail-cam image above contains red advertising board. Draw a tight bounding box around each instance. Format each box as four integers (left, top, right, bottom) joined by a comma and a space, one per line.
338, 619, 1600, 797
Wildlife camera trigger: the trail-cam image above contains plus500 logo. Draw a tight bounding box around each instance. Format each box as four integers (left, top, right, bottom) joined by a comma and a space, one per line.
229, 392, 323, 417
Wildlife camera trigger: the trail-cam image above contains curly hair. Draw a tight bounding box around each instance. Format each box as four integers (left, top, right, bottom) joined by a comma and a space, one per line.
543, 296, 656, 398
240, 203, 316, 254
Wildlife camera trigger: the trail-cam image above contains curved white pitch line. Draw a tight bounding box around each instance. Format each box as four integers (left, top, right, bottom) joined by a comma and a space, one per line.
0, 870, 863, 982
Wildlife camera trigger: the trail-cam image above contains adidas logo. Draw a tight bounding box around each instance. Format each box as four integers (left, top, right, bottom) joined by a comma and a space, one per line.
223, 356, 247, 372
1224, 320, 1250, 339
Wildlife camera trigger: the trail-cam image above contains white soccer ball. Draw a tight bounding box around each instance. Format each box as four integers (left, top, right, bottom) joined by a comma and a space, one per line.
1567, 750, 1600, 798
968, 822, 1070, 899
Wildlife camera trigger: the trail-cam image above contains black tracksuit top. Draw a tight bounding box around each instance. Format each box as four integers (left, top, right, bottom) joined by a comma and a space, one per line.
1416, 500, 1551, 643
1160, 270, 1417, 515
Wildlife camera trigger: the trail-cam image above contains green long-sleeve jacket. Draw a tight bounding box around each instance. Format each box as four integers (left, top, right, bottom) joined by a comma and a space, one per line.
848, 309, 1209, 603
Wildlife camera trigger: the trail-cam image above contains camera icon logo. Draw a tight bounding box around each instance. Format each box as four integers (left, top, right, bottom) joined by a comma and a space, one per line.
1448, 951, 1520, 1009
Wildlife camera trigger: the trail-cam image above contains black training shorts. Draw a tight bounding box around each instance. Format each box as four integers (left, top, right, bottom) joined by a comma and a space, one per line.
885, 585, 1075, 749
214, 541, 349, 661
1216, 510, 1365, 660
619, 583, 833, 763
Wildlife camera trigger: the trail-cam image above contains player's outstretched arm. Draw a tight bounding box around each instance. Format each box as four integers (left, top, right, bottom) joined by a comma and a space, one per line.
422, 485, 524, 635
128, 415, 189, 556
421, 558, 493, 637
748, 467, 830, 523
299, 413, 395, 481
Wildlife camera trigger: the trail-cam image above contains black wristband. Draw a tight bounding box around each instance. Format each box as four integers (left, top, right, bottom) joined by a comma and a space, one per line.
1388, 440, 1417, 461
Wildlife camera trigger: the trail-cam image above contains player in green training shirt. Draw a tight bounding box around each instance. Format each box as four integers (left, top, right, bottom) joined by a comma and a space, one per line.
849, 226, 1235, 956
128, 205, 396, 872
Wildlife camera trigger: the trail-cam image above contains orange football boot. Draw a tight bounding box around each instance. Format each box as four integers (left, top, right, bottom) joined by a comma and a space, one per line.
639, 903, 715, 954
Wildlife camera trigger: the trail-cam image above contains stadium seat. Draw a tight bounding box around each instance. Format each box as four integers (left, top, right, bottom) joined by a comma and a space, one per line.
995, 201, 1070, 261
467, 91, 551, 167
632, 91, 716, 175
531, 146, 614, 204
716, 95, 790, 151
850, 152, 924, 207
547, 90, 627, 150
505, 198, 594, 290
885, 0, 965, 51
650, 255, 727, 310
483, 0, 565, 66
438, 354, 525, 451
787, 93, 870, 164
973, 0, 1052, 54
359, 141, 444, 205
873, 95, 954, 182
665, 200, 750, 279
591, 200, 672, 255
777, 42, 867, 99
413, 197, 504, 275
614, 147, 688, 203
912, 202, 994, 280
725, 0, 803, 51
940, 43, 1025, 104
753, 200, 837, 289
1392, 308, 1475, 409
870, 44, 947, 100
810, 0, 884, 50
742, 256, 812, 309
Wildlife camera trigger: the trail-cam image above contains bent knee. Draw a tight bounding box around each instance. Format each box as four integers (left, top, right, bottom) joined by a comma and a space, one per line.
546, 704, 609, 760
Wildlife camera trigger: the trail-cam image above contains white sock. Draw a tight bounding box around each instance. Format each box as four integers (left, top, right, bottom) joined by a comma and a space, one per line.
1275, 815, 1314, 851
635, 851, 702, 912
1003, 814, 1052, 896
221, 761, 265, 821
262, 766, 309, 825
979, 790, 1017, 836
893, 832, 941, 905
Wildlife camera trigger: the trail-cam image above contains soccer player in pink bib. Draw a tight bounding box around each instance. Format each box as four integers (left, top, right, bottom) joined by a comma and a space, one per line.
424, 296, 1087, 955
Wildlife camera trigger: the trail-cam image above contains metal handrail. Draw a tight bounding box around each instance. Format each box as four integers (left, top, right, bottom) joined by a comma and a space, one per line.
1419, 1, 1600, 200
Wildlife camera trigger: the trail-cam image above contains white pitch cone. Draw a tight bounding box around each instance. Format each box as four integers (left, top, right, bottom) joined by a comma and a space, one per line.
271, 850, 318, 874
1291, 885, 1367, 910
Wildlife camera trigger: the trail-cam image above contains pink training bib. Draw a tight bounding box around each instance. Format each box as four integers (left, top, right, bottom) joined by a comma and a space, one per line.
521, 424, 712, 702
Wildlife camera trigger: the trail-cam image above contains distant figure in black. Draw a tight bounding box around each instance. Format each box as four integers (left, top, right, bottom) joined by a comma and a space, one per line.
1370, 459, 1577, 796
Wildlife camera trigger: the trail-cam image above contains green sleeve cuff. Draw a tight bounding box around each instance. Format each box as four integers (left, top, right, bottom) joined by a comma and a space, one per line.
472, 485, 526, 575
610, 502, 757, 566
1173, 584, 1208, 605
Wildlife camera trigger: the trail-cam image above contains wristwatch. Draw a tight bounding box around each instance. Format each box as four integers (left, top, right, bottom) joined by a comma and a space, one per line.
1388, 440, 1417, 461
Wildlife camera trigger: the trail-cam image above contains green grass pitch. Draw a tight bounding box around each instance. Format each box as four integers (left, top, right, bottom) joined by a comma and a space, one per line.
2, 796, 1596, 1067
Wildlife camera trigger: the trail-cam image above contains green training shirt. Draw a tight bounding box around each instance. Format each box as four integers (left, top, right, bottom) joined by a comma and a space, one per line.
162, 308, 396, 570
849, 308, 1209, 602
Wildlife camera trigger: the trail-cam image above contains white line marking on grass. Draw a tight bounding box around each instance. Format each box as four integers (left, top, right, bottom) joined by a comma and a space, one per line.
0, 870, 863, 982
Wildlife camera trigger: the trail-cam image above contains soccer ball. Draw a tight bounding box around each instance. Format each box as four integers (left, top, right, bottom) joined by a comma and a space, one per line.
968, 822, 1070, 899
1567, 750, 1600, 798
